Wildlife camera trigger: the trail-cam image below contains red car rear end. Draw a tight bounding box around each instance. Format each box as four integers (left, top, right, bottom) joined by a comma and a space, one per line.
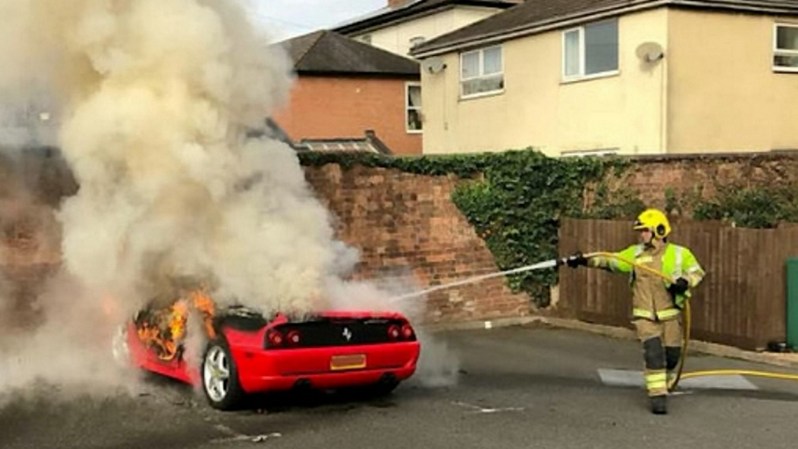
229, 312, 420, 394
117, 304, 421, 410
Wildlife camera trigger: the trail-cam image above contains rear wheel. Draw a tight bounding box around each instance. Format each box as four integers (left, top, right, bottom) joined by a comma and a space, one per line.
369, 375, 400, 396
201, 340, 245, 410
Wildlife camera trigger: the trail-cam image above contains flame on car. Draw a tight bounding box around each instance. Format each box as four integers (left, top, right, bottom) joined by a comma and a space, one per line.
136, 289, 217, 361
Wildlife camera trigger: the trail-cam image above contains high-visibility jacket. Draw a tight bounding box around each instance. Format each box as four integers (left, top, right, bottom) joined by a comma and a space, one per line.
589, 242, 705, 321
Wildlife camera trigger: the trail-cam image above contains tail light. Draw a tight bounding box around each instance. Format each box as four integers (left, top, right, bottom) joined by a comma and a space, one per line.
388, 322, 416, 341
266, 330, 284, 347
266, 328, 302, 348
286, 330, 301, 345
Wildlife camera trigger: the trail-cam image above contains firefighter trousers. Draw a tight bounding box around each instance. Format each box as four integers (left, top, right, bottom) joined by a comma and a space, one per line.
634, 317, 682, 397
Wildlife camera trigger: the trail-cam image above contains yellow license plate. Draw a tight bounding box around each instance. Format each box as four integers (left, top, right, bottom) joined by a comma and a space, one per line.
330, 354, 366, 371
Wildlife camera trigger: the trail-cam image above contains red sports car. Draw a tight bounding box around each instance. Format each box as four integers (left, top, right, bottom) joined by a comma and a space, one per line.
112, 291, 421, 410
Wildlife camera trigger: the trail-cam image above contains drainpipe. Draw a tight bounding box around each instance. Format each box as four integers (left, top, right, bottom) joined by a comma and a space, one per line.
659, 50, 667, 154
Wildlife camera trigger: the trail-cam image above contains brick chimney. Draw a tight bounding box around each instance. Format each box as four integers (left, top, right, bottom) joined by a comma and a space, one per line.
388, 0, 412, 8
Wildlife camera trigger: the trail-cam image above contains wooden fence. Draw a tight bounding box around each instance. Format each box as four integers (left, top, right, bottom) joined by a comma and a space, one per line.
558, 218, 798, 350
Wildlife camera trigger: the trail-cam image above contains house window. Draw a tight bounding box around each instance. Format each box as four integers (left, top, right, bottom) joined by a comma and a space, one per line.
406, 82, 422, 132
563, 19, 618, 80
460, 45, 504, 97
774, 24, 798, 71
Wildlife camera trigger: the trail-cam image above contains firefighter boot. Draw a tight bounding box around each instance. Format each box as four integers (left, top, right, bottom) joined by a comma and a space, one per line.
650, 395, 667, 415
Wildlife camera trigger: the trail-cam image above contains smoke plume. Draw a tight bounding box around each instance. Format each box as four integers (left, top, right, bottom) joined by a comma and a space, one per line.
0, 0, 459, 398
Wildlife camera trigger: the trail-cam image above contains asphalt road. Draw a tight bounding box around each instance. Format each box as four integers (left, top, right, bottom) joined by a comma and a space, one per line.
2, 323, 798, 449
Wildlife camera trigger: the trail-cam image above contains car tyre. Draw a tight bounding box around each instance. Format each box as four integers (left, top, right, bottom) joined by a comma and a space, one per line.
201, 339, 245, 410
370, 378, 400, 397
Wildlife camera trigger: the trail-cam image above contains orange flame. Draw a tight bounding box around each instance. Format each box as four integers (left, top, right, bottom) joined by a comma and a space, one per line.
136, 289, 217, 361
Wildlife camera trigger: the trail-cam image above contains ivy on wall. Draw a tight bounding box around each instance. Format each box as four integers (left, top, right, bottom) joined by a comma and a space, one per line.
449, 152, 643, 305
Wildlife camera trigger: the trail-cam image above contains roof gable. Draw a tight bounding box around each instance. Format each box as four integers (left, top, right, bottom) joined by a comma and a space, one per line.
278, 30, 419, 76
411, 0, 798, 57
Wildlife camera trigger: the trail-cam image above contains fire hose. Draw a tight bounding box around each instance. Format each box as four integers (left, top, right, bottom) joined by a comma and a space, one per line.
580, 252, 798, 390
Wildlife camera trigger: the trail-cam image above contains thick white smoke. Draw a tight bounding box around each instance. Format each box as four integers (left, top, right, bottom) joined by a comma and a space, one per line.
3, 0, 359, 316
0, 0, 458, 398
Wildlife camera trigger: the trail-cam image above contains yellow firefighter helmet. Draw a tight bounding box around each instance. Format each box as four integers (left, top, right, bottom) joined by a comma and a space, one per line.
633, 208, 671, 239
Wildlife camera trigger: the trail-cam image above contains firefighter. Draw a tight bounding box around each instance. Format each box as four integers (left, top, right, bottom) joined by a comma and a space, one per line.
564, 208, 705, 414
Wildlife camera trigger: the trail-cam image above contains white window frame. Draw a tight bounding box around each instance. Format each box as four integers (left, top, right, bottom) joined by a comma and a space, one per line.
459, 45, 504, 99
773, 23, 798, 73
561, 19, 619, 82
405, 82, 423, 133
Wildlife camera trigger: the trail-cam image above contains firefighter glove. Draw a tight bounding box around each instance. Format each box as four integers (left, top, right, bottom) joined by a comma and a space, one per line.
565, 252, 588, 268
668, 277, 689, 296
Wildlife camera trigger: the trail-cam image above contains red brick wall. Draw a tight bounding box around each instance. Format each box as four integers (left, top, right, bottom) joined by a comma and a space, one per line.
272, 75, 422, 156
0, 168, 65, 328
617, 153, 798, 214
304, 164, 530, 323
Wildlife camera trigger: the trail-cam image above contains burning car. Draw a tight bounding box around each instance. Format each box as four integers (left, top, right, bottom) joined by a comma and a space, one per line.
112, 290, 421, 410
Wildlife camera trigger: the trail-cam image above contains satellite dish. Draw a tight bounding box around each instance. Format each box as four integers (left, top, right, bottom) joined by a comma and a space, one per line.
422, 57, 446, 74
635, 42, 664, 62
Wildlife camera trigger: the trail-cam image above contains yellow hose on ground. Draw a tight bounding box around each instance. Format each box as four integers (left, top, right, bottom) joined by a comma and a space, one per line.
580, 251, 798, 390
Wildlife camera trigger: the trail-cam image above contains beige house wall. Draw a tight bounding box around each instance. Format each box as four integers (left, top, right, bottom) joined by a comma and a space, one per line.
422, 7, 798, 155
352, 7, 501, 57
422, 9, 670, 155
667, 10, 798, 153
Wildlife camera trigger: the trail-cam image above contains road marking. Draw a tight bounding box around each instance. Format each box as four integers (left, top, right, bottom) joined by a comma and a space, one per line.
452, 401, 525, 414
210, 424, 282, 444
597, 369, 759, 390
